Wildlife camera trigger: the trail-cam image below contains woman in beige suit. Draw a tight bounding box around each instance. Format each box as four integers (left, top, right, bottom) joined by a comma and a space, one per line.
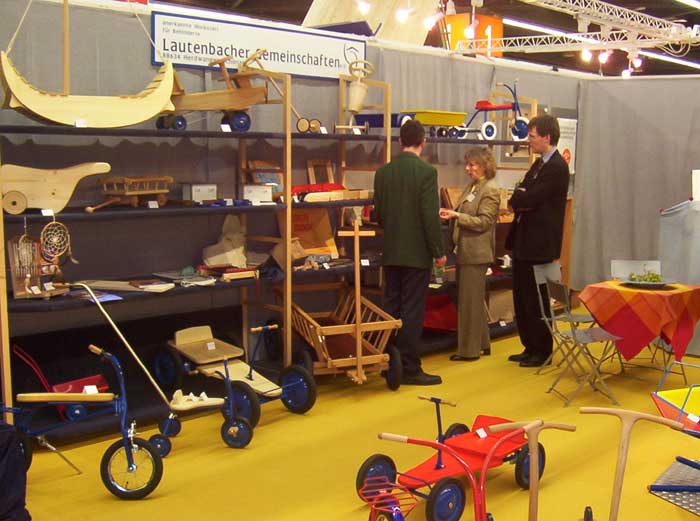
439, 148, 500, 361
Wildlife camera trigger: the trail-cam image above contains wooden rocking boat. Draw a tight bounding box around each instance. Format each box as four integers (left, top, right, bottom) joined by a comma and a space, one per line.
1, 51, 175, 128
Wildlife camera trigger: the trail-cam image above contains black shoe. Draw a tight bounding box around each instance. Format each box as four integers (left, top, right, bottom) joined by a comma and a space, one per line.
402, 371, 442, 386
450, 354, 479, 362
481, 348, 491, 356
519, 355, 551, 368
508, 351, 530, 362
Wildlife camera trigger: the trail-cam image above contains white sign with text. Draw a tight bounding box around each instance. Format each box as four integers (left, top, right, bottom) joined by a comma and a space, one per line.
152, 12, 366, 79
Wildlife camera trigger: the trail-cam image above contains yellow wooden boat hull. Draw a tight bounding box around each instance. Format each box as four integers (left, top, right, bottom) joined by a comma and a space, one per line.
402, 109, 468, 126
1, 51, 175, 128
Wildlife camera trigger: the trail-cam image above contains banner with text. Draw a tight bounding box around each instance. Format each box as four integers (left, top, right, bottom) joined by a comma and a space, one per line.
151, 11, 366, 79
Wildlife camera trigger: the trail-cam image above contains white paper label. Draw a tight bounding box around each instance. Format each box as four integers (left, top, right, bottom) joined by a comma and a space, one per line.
41, 208, 55, 217
74, 119, 88, 128
224, 198, 234, 207
43, 282, 55, 291
292, 195, 300, 203
499, 320, 507, 327
320, 126, 328, 134
323, 263, 330, 270
361, 259, 370, 266
82, 385, 99, 394
688, 413, 700, 423
147, 200, 159, 209
29, 285, 42, 295
476, 428, 488, 439
220, 123, 232, 133
206, 341, 216, 351
352, 127, 362, 135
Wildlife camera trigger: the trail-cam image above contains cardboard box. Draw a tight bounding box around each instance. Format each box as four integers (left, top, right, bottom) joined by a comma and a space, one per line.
182, 183, 217, 203
243, 184, 273, 205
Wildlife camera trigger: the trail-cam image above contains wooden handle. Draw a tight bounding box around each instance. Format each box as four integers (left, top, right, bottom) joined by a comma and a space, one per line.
250, 324, 279, 333
378, 432, 408, 443
417, 395, 457, 407
85, 197, 121, 213
580, 407, 684, 430
88, 344, 103, 355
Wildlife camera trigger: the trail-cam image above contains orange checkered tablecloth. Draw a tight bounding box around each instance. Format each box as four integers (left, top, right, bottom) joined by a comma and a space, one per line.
578, 281, 700, 361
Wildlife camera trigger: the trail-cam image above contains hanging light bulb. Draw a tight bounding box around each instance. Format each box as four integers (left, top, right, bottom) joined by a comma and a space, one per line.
598, 50, 611, 64
621, 68, 632, 78
356, 1, 371, 15
445, 0, 457, 16
632, 56, 643, 68
396, 8, 411, 23
581, 48, 593, 63
464, 24, 476, 39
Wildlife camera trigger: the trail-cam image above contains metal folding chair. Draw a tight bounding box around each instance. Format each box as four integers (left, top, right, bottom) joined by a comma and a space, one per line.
545, 279, 622, 406
532, 262, 595, 376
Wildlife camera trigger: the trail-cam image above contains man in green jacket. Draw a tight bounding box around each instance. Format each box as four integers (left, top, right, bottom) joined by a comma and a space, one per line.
374, 119, 446, 386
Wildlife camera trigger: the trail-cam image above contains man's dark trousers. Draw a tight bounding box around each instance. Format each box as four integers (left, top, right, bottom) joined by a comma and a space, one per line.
383, 266, 431, 375
512, 259, 553, 359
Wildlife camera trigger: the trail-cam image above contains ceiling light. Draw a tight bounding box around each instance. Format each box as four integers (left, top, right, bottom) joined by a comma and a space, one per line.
502, 18, 598, 44
356, 0, 371, 15
639, 50, 700, 70
632, 56, 643, 68
581, 48, 593, 62
423, 12, 444, 30
598, 50, 611, 64
621, 68, 632, 78
674, 0, 700, 9
464, 24, 476, 39
396, 8, 413, 23
445, 0, 457, 16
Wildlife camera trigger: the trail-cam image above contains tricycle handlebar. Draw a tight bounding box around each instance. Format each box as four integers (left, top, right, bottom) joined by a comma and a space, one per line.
579, 407, 684, 431
378, 432, 408, 443
88, 344, 103, 355
417, 395, 456, 407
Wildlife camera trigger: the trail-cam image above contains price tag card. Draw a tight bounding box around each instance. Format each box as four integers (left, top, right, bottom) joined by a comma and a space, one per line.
323, 263, 330, 270
688, 413, 700, 423
292, 195, 300, 203
206, 341, 216, 351
43, 282, 55, 291
224, 198, 234, 207
74, 119, 88, 128
147, 200, 159, 209
82, 385, 99, 395
476, 428, 488, 439
29, 285, 42, 295
360, 259, 370, 266
220, 123, 232, 133
41, 208, 55, 217
319, 126, 328, 134
499, 320, 507, 327
352, 127, 362, 135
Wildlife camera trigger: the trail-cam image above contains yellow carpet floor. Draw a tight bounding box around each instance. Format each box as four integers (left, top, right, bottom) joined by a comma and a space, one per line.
24, 334, 700, 521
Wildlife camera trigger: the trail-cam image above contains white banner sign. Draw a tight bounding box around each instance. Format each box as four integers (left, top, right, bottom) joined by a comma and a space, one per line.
151, 12, 366, 79
557, 117, 578, 174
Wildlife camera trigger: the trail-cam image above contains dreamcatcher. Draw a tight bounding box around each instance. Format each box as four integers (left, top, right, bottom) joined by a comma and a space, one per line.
40, 217, 78, 265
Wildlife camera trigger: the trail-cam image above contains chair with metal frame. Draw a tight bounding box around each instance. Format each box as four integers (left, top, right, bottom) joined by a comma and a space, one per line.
544, 278, 622, 406
531, 262, 595, 376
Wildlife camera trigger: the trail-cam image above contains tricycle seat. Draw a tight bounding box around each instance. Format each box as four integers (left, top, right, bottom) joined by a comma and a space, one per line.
169, 325, 244, 364
16, 392, 115, 403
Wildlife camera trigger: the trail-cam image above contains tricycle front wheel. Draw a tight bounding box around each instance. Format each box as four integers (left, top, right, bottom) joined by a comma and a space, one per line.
100, 437, 163, 500
426, 477, 465, 521
356, 453, 397, 498
514, 442, 546, 489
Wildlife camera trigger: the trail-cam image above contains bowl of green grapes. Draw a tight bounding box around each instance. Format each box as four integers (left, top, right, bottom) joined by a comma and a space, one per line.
622, 270, 671, 289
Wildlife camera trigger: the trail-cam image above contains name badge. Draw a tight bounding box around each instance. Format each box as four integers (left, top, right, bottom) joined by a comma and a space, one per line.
466, 193, 476, 202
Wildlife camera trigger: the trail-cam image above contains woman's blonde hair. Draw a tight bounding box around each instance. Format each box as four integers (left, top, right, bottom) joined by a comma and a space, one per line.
464, 148, 496, 179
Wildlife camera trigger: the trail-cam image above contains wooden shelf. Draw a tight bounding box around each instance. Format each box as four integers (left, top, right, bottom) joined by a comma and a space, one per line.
292, 198, 373, 209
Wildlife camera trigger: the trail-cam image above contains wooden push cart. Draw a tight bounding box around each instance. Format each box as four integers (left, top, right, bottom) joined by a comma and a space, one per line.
289, 220, 403, 389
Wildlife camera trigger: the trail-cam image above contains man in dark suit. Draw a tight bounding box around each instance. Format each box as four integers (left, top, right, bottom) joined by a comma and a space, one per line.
374, 120, 446, 385
505, 115, 569, 367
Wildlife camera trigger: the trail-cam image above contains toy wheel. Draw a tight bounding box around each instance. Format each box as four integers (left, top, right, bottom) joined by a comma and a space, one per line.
385, 344, 403, 391
221, 417, 253, 448
309, 119, 322, 133
228, 380, 261, 428
172, 115, 187, 131
231, 111, 251, 132
16, 429, 33, 471
512, 117, 529, 140
296, 117, 311, 133
3, 191, 27, 215
155, 116, 166, 130
486, 514, 494, 521
100, 437, 163, 500
429, 126, 437, 137
292, 345, 314, 374
583, 506, 594, 521
158, 415, 181, 437
279, 365, 317, 414
448, 127, 459, 138
457, 128, 468, 138
426, 477, 465, 521
514, 442, 546, 489
399, 114, 413, 127
444, 423, 469, 439
66, 404, 87, 421
436, 127, 448, 138
152, 346, 184, 392
480, 121, 497, 140
263, 319, 283, 360
355, 453, 397, 498
148, 434, 172, 458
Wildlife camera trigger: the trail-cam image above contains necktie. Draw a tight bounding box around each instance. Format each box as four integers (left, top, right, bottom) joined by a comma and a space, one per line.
531, 158, 544, 180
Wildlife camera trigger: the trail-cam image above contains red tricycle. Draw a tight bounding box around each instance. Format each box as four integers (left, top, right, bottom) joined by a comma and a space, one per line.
356, 396, 574, 521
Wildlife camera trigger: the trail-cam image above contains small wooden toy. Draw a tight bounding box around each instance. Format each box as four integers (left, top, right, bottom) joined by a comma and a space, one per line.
85, 175, 173, 212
